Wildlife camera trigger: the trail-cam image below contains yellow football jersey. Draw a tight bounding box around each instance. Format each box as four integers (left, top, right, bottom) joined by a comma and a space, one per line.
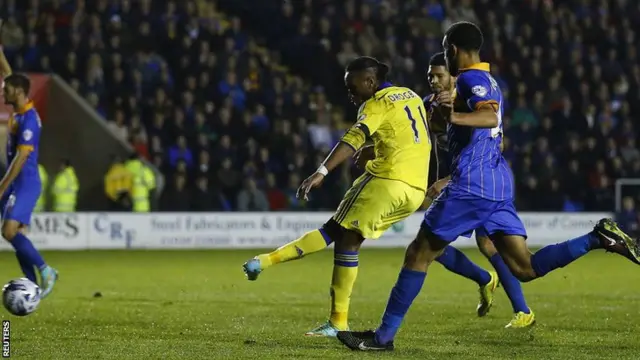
342, 86, 431, 191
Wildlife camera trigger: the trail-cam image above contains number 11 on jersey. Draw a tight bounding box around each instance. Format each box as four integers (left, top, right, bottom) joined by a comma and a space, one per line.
404, 105, 430, 144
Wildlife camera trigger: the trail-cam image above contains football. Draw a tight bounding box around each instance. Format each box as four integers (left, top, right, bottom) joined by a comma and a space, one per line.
2, 278, 41, 316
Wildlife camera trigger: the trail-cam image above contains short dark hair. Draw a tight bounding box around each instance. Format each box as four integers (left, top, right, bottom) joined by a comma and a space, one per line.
4, 73, 31, 94
346, 56, 390, 82
445, 21, 483, 52
429, 52, 446, 67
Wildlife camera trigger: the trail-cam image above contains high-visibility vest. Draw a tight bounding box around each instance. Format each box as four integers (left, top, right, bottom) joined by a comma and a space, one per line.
125, 160, 156, 212
34, 164, 48, 212
51, 167, 79, 212
104, 164, 133, 201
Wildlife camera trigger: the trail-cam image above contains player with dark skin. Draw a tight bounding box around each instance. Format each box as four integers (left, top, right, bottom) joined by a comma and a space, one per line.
404, 36, 527, 279
297, 66, 385, 254
244, 57, 431, 337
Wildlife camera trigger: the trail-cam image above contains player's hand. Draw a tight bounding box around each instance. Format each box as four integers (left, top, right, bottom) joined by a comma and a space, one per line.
435, 90, 454, 121
296, 172, 325, 201
353, 145, 374, 169
426, 177, 449, 200
435, 91, 453, 108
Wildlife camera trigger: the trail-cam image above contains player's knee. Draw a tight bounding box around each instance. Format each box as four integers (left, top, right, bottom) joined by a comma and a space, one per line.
503, 259, 536, 282
335, 230, 364, 252
511, 267, 536, 282
405, 237, 428, 262
322, 219, 363, 252
1, 224, 19, 241
405, 228, 445, 267
476, 236, 498, 258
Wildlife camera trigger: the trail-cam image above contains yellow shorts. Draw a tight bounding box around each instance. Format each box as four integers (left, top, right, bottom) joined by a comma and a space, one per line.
332, 173, 425, 239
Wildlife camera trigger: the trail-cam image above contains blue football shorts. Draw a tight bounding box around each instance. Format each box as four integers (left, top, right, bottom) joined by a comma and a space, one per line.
0, 187, 39, 226
422, 185, 527, 243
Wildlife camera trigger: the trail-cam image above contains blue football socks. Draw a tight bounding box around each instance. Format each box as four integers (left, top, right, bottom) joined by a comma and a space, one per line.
11, 233, 46, 273
436, 246, 492, 285
489, 253, 529, 313
531, 233, 600, 277
15, 252, 37, 283
375, 269, 426, 344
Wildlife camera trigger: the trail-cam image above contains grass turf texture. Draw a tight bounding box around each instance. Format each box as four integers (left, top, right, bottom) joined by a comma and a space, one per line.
1, 249, 638, 359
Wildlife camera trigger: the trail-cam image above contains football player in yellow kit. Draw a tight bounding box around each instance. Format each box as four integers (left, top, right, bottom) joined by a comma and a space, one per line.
243, 56, 432, 336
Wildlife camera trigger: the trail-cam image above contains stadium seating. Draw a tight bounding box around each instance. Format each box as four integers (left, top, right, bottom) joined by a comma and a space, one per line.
6, 1, 640, 224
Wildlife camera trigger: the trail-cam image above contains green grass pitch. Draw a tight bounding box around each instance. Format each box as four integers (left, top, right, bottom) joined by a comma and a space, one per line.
1, 249, 639, 359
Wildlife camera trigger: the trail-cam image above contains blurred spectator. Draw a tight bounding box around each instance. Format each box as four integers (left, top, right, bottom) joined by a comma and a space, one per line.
1, 17, 24, 52
51, 160, 79, 213
237, 178, 269, 212
125, 154, 156, 212
168, 135, 194, 169
160, 174, 191, 212
217, 157, 240, 203
284, 173, 306, 211
192, 176, 229, 211
265, 173, 287, 211
107, 109, 129, 140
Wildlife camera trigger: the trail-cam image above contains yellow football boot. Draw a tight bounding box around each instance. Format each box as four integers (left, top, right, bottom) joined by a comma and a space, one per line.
477, 271, 499, 317
505, 310, 536, 329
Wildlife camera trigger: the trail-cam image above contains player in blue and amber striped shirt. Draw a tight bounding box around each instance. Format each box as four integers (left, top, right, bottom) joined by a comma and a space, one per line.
338, 21, 640, 352
424, 52, 533, 329
0, 42, 58, 298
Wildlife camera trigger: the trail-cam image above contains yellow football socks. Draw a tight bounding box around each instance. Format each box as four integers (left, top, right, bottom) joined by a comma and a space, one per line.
329, 250, 359, 330
256, 229, 329, 269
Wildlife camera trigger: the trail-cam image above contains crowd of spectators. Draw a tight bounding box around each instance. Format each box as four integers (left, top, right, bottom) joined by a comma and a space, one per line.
3, 0, 353, 211
3, 0, 640, 227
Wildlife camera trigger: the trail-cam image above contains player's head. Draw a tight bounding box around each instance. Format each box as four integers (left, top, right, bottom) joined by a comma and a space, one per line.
344, 56, 389, 106
3, 73, 30, 106
442, 21, 483, 76
427, 52, 453, 93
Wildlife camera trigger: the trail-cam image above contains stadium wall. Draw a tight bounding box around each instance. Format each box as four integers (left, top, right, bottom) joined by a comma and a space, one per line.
44, 75, 140, 210
0, 212, 611, 250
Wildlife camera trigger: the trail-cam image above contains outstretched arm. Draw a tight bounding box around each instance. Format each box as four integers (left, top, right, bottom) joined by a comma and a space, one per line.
320, 141, 358, 173
296, 140, 358, 201
319, 103, 383, 174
